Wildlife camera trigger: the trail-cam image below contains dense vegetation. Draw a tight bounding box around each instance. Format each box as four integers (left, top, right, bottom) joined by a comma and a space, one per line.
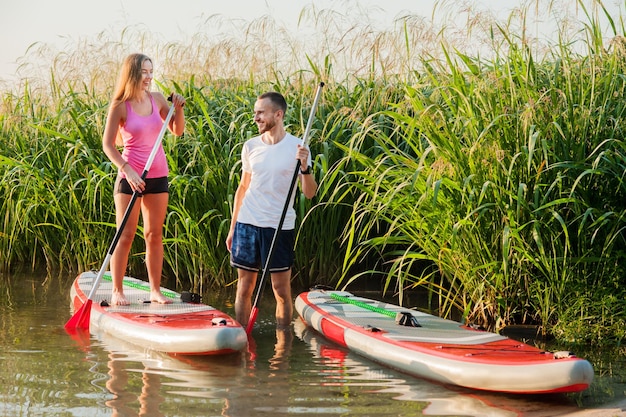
1, 1, 625, 343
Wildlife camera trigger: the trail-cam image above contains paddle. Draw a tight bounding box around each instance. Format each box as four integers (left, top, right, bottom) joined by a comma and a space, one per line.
65, 97, 177, 332
245, 82, 325, 334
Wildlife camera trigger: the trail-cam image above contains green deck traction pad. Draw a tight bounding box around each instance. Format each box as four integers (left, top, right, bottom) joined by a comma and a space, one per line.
101, 273, 178, 299
329, 292, 398, 318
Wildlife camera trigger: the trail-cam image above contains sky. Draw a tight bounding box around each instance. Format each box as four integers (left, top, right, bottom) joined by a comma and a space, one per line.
0, 0, 622, 83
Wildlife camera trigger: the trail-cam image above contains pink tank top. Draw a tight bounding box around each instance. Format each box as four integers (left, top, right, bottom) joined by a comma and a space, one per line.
119, 94, 168, 179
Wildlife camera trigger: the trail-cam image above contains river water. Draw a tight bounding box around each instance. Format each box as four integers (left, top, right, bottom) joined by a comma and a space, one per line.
1, 271, 625, 417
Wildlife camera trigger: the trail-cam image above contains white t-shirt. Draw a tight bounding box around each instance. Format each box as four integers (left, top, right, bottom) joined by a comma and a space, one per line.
236, 133, 312, 230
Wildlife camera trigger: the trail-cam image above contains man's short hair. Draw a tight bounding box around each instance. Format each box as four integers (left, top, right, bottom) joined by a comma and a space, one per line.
258, 92, 287, 114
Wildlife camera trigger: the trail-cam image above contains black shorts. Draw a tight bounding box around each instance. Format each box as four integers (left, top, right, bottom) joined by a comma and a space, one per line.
114, 176, 169, 196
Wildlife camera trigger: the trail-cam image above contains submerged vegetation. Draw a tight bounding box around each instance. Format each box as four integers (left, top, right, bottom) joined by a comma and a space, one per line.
1, 0, 626, 343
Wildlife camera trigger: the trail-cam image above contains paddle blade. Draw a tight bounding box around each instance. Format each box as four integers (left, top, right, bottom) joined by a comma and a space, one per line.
246, 307, 258, 335
66, 325, 92, 351
64, 300, 93, 331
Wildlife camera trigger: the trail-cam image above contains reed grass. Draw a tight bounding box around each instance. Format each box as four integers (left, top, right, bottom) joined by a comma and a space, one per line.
324, 1, 626, 341
1, 0, 625, 342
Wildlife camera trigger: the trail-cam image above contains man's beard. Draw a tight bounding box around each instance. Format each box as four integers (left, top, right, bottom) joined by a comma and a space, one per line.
257, 118, 276, 134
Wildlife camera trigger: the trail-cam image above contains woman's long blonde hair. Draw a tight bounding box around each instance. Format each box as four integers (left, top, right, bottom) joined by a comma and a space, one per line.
112, 53, 152, 146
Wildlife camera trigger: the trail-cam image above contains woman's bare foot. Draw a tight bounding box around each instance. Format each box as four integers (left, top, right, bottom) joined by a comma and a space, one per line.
151, 291, 173, 304
111, 291, 130, 306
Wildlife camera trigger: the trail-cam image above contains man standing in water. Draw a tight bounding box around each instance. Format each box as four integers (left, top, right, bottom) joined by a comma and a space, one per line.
225, 92, 317, 328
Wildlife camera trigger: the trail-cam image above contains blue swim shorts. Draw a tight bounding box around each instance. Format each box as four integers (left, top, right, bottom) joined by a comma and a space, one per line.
230, 222, 295, 273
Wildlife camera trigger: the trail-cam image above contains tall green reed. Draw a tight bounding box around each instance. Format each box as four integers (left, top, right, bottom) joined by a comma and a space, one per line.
0, 80, 112, 274
327, 0, 626, 340
2, 0, 625, 343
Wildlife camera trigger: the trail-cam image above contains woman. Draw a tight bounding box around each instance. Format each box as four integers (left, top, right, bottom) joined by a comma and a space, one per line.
102, 53, 186, 306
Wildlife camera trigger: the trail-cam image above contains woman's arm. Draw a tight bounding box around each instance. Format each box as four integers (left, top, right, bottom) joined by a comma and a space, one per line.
102, 102, 127, 169
154, 92, 185, 136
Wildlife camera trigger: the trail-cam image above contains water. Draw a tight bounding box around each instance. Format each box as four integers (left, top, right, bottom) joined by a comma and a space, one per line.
1, 272, 625, 417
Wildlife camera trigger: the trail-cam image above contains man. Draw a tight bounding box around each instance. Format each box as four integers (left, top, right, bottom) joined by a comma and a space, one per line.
226, 92, 318, 328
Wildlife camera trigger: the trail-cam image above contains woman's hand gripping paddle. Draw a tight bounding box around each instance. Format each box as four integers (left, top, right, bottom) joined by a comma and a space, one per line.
245, 82, 325, 334
65, 99, 177, 333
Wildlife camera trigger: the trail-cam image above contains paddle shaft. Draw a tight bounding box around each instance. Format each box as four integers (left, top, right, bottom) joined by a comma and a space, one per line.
246, 82, 324, 334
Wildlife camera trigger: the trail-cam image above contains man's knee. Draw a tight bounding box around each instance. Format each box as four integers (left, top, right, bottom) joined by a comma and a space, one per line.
236, 270, 257, 295
271, 280, 292, 303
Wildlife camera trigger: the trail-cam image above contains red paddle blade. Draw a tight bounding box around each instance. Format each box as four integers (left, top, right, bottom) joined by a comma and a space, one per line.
66, 325, 92, 351
246, 307, 259, 334
64, 300, 92, 331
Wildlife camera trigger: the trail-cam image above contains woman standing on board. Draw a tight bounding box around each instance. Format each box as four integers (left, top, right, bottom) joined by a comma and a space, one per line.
102, 53, 186, 306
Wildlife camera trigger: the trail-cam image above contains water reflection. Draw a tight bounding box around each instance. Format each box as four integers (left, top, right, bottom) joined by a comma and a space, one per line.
269, 328, 293, 372
94, 324, 309, 416
45, 312, 626, 416
94, 329, 248, 416
105, 352, 164, 417
2, 273, 625, 416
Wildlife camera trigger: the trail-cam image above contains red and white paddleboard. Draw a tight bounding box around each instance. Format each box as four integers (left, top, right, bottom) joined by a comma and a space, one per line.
295, 290, 594, 394
69, 271, 247, 355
